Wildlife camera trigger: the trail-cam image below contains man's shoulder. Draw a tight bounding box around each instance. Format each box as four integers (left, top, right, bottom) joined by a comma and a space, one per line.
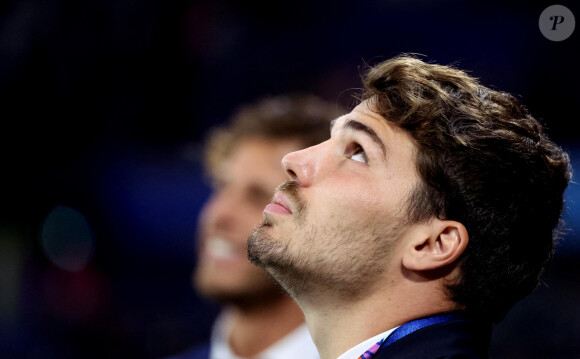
161, 342, 211, 359
374, 315, 491, 359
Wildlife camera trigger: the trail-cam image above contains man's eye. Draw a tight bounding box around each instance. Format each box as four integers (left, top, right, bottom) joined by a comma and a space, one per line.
346, 144, 368, 164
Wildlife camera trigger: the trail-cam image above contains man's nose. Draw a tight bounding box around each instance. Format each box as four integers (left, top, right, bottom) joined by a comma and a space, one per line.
281, 142, 325, 187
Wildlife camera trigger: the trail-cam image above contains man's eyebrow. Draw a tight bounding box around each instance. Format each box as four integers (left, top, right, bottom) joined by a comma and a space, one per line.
343, 119, 386, 157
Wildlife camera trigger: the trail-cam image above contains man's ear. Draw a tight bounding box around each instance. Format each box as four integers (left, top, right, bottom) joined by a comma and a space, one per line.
401, 220, 468, 271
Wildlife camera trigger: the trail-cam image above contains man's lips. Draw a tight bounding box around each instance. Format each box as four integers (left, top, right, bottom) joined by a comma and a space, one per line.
264, 191, 293, 215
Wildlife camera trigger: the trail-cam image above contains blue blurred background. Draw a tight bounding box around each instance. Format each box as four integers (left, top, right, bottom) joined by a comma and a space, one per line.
0, 0, 579, 358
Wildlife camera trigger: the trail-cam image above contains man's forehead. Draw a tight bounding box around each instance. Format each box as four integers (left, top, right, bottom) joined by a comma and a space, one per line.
331, 101, 388, 131
351, 100, 386, 122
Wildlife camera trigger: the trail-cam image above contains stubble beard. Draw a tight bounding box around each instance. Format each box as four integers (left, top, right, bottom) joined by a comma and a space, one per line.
247, 219, 321, 302
246, 182, 304, 269
247, 181, 401, 303
247, 181, 314, 300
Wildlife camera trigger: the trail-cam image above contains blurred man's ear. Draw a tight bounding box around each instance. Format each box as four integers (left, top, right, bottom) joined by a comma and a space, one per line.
402, 220, 468, 271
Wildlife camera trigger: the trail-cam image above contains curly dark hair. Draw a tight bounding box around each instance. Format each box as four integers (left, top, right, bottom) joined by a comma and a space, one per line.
362, 55, 572, 322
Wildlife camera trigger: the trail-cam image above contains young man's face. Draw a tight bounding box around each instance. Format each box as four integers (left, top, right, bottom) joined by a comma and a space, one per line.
194, 136, 303, 305
248, 101, 421, 300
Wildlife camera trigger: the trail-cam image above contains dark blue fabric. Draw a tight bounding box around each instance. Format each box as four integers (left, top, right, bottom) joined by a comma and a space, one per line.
382, 312, 465, 347
374, 313, 491, 359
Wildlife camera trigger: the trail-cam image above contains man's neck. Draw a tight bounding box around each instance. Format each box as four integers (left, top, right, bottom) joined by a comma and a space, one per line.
299, 283, 455, 359
301, 294, 397, 359
227, 295, 306, 357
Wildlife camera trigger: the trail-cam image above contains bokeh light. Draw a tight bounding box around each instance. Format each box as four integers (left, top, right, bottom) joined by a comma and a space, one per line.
41, 206, 95, 272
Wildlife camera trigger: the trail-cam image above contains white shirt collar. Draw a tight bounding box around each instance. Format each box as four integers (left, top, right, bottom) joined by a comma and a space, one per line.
335, 327, 399, 359
209, 311, 320, 359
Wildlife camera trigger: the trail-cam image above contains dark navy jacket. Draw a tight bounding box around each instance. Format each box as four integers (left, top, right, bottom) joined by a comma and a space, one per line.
373, 315, 491, 359
165, 315, 490, 359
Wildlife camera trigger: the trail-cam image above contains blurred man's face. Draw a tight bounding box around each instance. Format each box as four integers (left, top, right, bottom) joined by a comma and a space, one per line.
248, 101, 420, 300
194, 136, 303, 305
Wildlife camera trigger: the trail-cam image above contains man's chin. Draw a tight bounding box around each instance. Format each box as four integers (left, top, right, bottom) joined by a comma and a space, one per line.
247, 222, 278, 267
261, 216, 273, 227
